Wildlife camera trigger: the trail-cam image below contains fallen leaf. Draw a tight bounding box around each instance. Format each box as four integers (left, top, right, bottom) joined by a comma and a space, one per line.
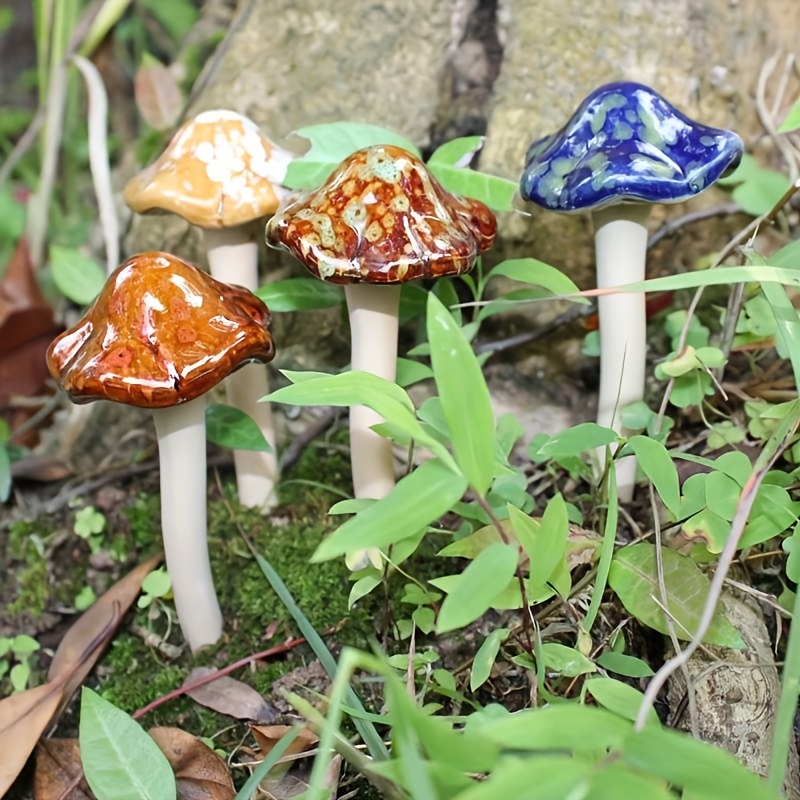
149, 727, 234, 800
250, 725, 318, 780
48, 553, 163, 710
0, 682, 64, 796
133, 56, 184, 131
184, 667, 277, 723
34, 739, 93, 800
11, 454, 72, 482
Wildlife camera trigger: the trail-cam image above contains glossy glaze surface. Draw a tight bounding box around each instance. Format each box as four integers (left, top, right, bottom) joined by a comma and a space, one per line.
266, 145, 497, 284
520, 82, 743, 212
47, 252, 275, 408
123, 110, 291, 228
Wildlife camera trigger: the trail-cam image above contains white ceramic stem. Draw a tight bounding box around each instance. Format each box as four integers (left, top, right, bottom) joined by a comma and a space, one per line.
151, 397, 222, 651
593, 204, 650, 503
344, 283, 401, 500
203, 226, 279, 511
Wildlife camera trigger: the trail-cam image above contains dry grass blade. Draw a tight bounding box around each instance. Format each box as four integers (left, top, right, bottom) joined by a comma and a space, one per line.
48, 552, 163, 709
0, 681, 64, 795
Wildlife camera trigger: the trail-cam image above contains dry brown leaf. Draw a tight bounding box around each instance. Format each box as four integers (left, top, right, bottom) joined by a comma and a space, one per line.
184, 667, 277, 723
133, 58, 183, 131
149, 727, 234, 800
34, 739, 93, 800
0, 681, 64, 796
250, 724, 318, 781
48, 553, 163, 710
11, 454, 72, 482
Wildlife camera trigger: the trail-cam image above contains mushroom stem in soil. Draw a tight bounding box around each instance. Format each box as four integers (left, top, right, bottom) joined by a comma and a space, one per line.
203, 226, 278, 511
593, 204, 649, 503
344, 283, 401, 500
151, 396, 222, 651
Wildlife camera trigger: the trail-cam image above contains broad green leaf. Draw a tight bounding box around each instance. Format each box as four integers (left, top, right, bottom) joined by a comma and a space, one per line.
328, 498, 375, 515
427, 162, 518, 211
704, 470, 740, 519
626, 436, 680, 516
732, 169, 792, 217
595, 651, 654, 678
349, 573, 382, 607
761, 280, 800, 388
622, 725, 781, 800
490, 258, 586, 300
255, 278, 342, 312
480, 704, 632, 753
427, 292, 495, 495
50, 245, 105, 305
79, 687, 176, 800
537, 422, 618, 459
470, 628, 510, 691
437, 542, 519, 632
508, 499, 567, 589
778, 97, 800, 133
587, 763, 678, 800
456, 756, 591, 800
427, 136, 484, 167
438, 524, 502, 559
205, 403, 271, 452
138, 0, 197, 40
541, 643, 596, 677
284, 122, 420, 190
395, 357, 433, 387
9, 662, 30, 692
769, 239, 800, 269
313, 459, 467, 561
0, 444, 10, 503
608, 542, 744, 648
583, 677, 656, 725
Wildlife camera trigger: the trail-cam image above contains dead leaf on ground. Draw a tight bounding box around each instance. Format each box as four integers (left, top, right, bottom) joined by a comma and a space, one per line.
34, 739, 92, 800
184, 667, 278, 724
250, 724, 319, 783
48, 553, 163, 709
133, 58, 184, 130
0, 682, 64, 796
11, 454, 72, 482
149, 727, 234, 800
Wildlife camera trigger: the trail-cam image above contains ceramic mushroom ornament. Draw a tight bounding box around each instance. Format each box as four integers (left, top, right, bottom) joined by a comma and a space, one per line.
124, 110, 293, 512
267, 144, 496, 564
520, 82, 743, 501
47, 252, 275, 651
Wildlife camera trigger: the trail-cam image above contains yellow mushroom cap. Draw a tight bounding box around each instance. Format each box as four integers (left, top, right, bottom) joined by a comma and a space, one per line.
123, 110, 292, 229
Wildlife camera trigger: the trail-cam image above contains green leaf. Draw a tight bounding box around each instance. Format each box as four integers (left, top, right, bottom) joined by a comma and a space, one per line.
9, 662, 30, 692
622, 725, 781, 800
470, 628, 510, 691
11, 634, 40, 656
490, 258, 587, 300
254, 278, 343, 312
732, 169, 792, 216
138, 0, 198, 40
537, 422, 618, 459
284, 122, 420, 190
427, 292, 495, 495
427, 136, 484, 167
608, 542, 744, 648
437, 542, 519, 632
313, 459, 467, 561
205, 403, 271, 452
50, 245, 106, 305
779, 98, 800, 133
396, 357, 433, 388
541, 643, 596, 677
0, 444, 10, 503
427, 162, 518, 211
349, 573, 382, 607
508, 499, 567, 590
481, 704, 632, 753
626, 436, 680, 516
769, 239, 800, 270
583, 677, 656, 725
80, 687, 176, 800
595, 651, 654, 678
140, 568, 171, 599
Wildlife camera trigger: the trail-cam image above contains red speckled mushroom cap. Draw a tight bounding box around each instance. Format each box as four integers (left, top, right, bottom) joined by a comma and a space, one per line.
265, 144, 497, 284
47, 252, 275, 409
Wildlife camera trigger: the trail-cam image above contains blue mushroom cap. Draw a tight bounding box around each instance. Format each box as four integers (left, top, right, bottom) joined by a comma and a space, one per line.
519, 82, 744, 213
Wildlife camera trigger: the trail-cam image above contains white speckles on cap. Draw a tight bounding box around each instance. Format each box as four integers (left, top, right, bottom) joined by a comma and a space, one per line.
194, 109, 248, 124
366, 148, 402, 183
194, 141, 216, 163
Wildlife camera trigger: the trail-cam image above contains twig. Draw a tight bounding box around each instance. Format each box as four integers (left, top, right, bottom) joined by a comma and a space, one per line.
635, 407, 799, 731
756, 53, 799, 183
647, 203, 742, 249
279, 408, 340, 471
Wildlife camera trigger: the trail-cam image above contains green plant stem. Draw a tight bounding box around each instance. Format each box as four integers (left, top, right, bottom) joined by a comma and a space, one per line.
582, 467, 618, 634
768, 581, 800, 792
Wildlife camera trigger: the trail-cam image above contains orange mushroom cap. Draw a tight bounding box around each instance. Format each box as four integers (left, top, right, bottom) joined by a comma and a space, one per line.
266, 144, 497, 285
47, 252, 275, 409
123, 110, 291, 228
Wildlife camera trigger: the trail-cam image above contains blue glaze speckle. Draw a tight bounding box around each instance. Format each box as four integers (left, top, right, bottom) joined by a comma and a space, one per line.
520, 82, 743, 213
